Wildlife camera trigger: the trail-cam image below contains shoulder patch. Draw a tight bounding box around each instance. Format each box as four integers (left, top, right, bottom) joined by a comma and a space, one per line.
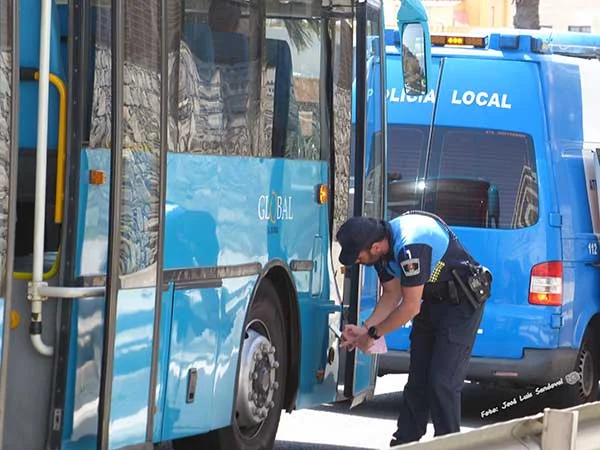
400, 258, 420, 277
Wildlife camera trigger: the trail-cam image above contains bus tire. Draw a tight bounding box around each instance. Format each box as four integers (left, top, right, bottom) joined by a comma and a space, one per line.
174, 279, 288, 450
562, 327, 599, 407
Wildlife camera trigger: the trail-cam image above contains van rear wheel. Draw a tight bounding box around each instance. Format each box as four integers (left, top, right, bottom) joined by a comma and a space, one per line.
561, 328, 599, 407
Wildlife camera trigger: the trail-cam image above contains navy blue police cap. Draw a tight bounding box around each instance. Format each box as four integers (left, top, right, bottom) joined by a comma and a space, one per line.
336, 216, 383, 266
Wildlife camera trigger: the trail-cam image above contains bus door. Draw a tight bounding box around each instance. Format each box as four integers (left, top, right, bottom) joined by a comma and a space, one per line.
332, 0, 385, 406
334, 0, 431, 406
94, 0, 166, 447
340, 0, 387, 406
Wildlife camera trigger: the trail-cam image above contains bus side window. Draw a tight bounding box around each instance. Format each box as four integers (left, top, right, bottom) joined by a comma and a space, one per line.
179, 0, 262, 157
264, 17, 321, 162
179, 3, 223, 155
265, 38, 296, 158
87, 3, 164, 276
212, 28, 252, 156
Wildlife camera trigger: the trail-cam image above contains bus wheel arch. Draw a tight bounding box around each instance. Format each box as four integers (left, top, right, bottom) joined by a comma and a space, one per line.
262, 263, 301, 413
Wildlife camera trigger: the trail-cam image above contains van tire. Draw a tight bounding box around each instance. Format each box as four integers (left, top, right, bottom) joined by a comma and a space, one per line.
561, 328, 599, 407
173, 279, 287, 450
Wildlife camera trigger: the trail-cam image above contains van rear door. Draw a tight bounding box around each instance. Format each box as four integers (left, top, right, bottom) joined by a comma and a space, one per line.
430, 56, 560, 359
386, 54, 561, 361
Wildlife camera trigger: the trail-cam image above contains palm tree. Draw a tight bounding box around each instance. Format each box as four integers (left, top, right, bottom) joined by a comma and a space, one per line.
283, 19, 320, 51
513, 0, 540, 29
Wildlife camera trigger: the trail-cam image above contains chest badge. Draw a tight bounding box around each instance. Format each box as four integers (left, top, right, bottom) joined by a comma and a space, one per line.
400, 258, 420, 277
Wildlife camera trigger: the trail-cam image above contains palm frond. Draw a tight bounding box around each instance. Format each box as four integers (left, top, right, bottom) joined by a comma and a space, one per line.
283, 19, 320, 51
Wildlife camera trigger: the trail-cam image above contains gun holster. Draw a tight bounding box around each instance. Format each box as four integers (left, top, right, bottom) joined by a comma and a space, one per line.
451, 265, 492, 310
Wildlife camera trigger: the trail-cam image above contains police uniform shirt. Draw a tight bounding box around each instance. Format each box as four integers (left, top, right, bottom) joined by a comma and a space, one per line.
374, 214, 474, 286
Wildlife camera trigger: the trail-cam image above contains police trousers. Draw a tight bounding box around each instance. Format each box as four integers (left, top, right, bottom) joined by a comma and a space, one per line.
392, 282, 485, 444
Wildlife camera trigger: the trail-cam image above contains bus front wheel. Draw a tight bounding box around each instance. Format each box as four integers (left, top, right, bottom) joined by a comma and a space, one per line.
226, 279, 288, 449
176, 279, 288, 450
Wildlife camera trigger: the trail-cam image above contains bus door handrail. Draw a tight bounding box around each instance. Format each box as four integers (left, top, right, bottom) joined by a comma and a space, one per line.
15, 69, 67, 282
19, 68, 67, 225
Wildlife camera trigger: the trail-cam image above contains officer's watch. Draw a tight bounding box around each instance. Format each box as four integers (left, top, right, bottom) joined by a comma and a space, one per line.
367, 326, 380, 340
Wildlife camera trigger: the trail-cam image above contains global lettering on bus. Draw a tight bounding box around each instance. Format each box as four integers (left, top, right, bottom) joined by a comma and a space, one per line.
257, 192, 294, 223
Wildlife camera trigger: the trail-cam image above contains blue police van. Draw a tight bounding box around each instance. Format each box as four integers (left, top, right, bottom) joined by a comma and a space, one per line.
379, 29, 600, 406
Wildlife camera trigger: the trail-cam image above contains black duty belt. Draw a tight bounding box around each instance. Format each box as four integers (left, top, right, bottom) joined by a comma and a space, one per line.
423, 281, 451, 304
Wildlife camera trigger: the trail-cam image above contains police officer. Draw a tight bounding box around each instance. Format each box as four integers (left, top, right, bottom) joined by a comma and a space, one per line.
336, 211, 490, 446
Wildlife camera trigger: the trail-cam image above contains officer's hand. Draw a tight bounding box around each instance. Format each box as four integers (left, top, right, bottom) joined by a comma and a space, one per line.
342, 324, 366, 340
356, 334, 374, 353
340, 324, 366, 351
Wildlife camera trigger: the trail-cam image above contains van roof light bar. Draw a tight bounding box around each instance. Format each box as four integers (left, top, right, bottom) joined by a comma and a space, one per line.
430, 34, 487, 48
384, 29, 488, 49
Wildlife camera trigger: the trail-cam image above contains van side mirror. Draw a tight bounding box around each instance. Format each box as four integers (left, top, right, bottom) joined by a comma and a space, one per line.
401, 23, 427, 96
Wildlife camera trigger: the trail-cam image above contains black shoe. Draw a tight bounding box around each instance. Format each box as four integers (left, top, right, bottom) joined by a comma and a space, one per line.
389, 439, 400, 447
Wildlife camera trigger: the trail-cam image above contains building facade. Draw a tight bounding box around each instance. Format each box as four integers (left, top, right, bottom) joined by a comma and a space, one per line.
384, 0, 513, 32
539, 0, 600, 33
384, 0, 600, 34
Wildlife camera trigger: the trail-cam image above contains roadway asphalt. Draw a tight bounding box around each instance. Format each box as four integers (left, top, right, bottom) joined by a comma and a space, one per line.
274, 373, 572, 450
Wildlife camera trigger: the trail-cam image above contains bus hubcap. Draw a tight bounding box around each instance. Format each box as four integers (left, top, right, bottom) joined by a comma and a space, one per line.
236, 327, 279, 427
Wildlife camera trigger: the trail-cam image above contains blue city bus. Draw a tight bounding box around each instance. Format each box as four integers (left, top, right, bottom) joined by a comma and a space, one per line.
0, 0, 429, 449
379, 29, 600, 406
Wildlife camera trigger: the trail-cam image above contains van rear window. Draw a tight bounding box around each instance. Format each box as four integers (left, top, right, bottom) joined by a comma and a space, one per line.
387, 125, 539, 229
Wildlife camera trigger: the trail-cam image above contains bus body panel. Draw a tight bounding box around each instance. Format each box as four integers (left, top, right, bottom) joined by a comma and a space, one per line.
153, 288, 175, 441
110, 287, 156, 448
63, 150, 336, 445
61, 289, 157, 450
163, 153, 336, 412
162, 279, 255, 440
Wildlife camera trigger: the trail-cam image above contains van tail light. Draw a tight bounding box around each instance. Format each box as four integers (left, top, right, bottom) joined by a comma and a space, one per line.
529, 261, 562, 306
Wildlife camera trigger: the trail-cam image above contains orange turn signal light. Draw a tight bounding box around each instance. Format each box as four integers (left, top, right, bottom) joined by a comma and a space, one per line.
318, 184, 328, 204
89, 170, 106, 185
